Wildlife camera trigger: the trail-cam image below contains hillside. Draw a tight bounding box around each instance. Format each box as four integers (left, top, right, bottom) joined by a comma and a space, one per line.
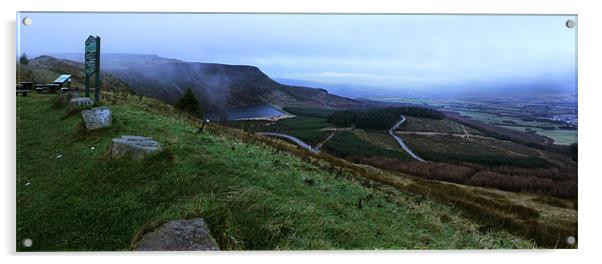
46, 53, 362, 111
17, 56, 131, 93
16, 93, 538, 251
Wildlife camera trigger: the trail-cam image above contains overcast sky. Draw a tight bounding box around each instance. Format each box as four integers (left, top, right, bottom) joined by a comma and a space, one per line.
17, 12, 577, 95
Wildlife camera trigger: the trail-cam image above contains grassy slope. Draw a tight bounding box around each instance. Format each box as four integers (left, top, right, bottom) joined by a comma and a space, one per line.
16, 94, 534, 251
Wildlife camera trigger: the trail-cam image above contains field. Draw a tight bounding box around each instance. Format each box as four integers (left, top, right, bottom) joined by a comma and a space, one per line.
460, 110, 577, 145
400, 134, 551, 168
399, 116, 483, 135
322, 131, 410, 160
499, 125, 577, 145
445, 112, 552, 147
363, 97, 447, 107
239, 108, 576, 198
18, 94, 542, 250
390, 118, 577, 198
271, 116, 331, 131
367, 96, 578, 145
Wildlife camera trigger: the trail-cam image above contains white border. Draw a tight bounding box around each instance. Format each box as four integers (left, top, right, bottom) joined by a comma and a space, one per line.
2, 0, 601, 263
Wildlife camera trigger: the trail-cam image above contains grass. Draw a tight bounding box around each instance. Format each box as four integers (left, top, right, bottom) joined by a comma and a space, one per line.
401, 134, 553, 168
271, 116, 331, 131
500, 125, 577, 145
16, 94, 536, 251
400, 116, 483, 135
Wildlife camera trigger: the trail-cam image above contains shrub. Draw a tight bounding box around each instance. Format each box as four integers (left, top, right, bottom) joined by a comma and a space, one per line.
176, 88, 202, 118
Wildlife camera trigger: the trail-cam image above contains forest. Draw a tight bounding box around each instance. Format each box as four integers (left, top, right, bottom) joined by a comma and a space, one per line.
327, 107, 444, 129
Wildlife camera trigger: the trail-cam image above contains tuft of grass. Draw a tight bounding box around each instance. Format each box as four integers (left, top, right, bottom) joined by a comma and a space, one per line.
16, 94, 536, 251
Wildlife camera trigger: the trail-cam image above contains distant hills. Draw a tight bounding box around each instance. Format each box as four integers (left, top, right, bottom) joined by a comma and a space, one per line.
17, 55, 131, 93
39, 53, 364, 111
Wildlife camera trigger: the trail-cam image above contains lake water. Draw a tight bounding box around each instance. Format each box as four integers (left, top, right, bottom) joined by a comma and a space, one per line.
204, 104, 286, 121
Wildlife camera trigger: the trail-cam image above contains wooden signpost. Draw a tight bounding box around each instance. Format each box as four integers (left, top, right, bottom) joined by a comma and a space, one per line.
84, 35, 101, 102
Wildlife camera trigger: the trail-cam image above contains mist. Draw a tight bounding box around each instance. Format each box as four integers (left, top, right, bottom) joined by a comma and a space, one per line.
18, 13, 577, 98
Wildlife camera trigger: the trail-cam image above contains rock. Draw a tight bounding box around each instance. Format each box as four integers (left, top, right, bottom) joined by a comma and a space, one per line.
81, 106, 113, 131
109, 135, 162, 160
58, 91, 85, 105
133, 218, 220, 251
68, 97, 94, 109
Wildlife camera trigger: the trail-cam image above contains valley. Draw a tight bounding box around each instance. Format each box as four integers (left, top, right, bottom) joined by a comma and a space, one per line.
14, 12, 580, 253
17, 53, 578, 250
367, 96, 578, 145
222, 106, 577, 199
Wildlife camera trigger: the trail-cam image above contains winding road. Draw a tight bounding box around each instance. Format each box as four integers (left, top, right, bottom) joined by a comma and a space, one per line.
257, 115, 424, 162
256, 132, 320, 153
389, 115, 425, 162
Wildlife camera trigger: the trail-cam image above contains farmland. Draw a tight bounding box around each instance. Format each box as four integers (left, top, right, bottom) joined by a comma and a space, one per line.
222, 104, 577, 200
368, 96, 578, 145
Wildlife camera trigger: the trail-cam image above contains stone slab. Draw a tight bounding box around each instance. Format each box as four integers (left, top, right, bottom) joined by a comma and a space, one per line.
81, 106, 112, 131
133, 218, 220, 251
110, 135, 162, 160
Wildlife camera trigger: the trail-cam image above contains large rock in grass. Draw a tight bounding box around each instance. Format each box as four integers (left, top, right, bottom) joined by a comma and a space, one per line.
133, 218, 220, 251
81, 106, 113, 131
109, 135, 162, 160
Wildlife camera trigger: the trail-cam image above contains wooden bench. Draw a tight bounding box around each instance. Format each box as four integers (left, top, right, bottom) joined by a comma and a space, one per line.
16, 90, 32, 96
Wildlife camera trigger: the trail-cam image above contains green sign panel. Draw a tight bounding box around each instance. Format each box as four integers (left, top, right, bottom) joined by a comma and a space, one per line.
85, 36, 98, 75
84, 35, 101, 101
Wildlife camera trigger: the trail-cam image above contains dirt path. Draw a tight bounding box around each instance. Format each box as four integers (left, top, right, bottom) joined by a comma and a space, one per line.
315, 131, 337, 151
389, 115, 425, 162
395, 131, 493, 140
462, 125, 470, 138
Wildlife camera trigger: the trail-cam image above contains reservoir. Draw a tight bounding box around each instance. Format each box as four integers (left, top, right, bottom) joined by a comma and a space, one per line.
204, 104, 287, 121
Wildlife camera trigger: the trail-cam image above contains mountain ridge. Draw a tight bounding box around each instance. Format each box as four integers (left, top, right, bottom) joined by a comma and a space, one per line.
43, 53, 363, 111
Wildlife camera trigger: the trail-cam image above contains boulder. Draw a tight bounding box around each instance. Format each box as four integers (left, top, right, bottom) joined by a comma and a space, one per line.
68, 97, 94, 109
58, 90, 84, 102
133, 218, 220, 251
81, 106, 113, 131
109, 135, 162, 160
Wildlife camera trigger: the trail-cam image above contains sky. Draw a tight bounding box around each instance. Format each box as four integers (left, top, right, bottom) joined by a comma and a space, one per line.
17, 12, 577, 96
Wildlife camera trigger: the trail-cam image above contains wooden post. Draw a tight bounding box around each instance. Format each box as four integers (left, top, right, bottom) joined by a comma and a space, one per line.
84, 68, 90, 97
197, 119, 209, 134
94, 36, 101, 102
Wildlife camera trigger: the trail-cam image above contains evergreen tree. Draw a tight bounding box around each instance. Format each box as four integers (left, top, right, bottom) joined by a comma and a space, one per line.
176, 88, 202, 117
19, 53, 29, 65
